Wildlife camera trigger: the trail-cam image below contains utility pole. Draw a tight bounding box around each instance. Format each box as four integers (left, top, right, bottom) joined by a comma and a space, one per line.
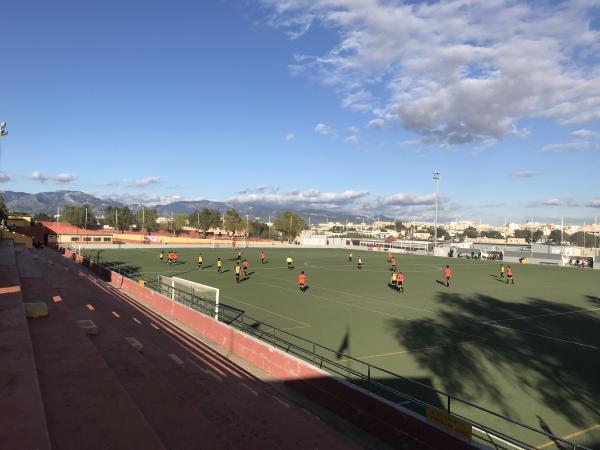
432, 171, 440, 249
288, 215, 293, 244
561, 217, 564, 254
115, 208, 118, 231
84, 207, 88, 229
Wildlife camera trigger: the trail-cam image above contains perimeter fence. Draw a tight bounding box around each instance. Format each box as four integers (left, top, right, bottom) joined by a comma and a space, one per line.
69, 245, 590, 450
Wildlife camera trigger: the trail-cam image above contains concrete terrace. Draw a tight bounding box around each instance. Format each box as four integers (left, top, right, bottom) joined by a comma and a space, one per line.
0, 240, 382, 450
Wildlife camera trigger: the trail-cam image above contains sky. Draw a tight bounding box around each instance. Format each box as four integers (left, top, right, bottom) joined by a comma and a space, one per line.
0, 0, 599, 224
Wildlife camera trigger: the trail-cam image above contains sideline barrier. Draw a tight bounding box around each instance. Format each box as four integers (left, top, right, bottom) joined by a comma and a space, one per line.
59, 246, 591, 450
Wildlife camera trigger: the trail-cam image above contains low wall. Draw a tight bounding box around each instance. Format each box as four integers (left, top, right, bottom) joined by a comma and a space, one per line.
60, 247, 482, 450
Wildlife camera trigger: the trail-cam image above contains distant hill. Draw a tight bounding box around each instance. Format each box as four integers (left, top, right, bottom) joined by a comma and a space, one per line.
0, 190, 123, 215
0, 190, 381, 223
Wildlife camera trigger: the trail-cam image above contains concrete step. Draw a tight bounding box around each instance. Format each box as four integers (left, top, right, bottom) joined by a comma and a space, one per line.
0, 240, 51, 450
18, 259, 167, 450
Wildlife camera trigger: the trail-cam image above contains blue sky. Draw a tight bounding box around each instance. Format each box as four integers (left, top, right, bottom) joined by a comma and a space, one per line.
0, 0, 599, 224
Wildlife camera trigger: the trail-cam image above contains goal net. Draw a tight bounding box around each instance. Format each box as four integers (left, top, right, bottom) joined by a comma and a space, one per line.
158, 275, 220, 320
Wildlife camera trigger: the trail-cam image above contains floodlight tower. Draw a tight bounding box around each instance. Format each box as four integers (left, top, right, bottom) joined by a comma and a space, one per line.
0, 122, 7, 164
432, 171, 441, 249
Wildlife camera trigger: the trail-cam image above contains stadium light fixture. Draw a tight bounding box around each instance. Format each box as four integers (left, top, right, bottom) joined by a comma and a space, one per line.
432, 171, 441, 249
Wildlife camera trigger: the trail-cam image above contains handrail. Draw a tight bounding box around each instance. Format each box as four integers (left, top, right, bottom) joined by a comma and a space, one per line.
65, 245, 591, 450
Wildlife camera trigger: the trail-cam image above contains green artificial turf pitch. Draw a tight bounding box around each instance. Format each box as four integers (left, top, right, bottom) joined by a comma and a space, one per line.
87, 246, 600, 448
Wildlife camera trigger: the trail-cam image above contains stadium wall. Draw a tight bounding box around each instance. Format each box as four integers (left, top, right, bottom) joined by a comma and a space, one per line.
59, 246, 483, 450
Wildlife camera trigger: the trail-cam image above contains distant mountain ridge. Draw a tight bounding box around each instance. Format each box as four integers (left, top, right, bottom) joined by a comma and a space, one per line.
1, 190, 124, 215
0, 190, 379, 223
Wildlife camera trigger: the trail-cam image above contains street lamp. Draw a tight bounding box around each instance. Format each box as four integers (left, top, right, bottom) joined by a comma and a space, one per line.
432, 171, 441, 249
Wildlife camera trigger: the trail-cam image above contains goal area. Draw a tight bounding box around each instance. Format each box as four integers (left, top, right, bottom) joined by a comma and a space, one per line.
158, 275, 220, 320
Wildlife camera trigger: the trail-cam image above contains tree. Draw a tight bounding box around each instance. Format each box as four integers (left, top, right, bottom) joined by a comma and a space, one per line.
223, 208, 243, 235
173, 214, 188, 235
135, 207, 158, 232
33, 212, 51, 222
104, 206, 134, 231
272, 211, 306, 242
0, 194, 7, 224
428, 226, 450, 241
548, 229, 569, 244
62, 204, 96, 228
513, 229, 529, 241
249, 220, 270, 239
481, 230, 504, 239
461, 226, 479, 239
569, 231, 587, 247
532, 230, 543, 243
189, 208, 221, 233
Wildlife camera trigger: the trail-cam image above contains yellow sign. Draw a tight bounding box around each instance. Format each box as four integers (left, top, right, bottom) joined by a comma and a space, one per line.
138, 279, 145, 287
426, 406, 472, 441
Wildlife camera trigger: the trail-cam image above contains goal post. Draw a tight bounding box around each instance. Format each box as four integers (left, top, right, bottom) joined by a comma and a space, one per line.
158, 275, 220, 320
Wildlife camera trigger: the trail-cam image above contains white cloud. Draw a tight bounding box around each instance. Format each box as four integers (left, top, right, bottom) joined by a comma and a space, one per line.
571, 129, 595, 139
30, 171, 77, 184
314, 123, 333, 136
345, 135, 359, 145
527, 198, 579, 208
541, 141, 591, 153
348, 126, 360, 134
0, 172, 10, 183
587, 198, 600, 208
231, 188, 369, 208
101, 193, 187, 207
53, 173, 77, 184
31, 171, 48, 182
544, 198, 562, 206
367, 118, 385, 130
263, 0, 600, 146
130, 176, 161, 188
512, 170, 538, 178
285, 132, 296, 141
374, 193, 437, 208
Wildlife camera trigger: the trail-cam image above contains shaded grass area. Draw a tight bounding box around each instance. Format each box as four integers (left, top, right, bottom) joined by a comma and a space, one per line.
88, 246, 600, 448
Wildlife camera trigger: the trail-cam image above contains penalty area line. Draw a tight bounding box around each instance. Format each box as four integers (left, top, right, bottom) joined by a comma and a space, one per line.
483, 323, 599, 350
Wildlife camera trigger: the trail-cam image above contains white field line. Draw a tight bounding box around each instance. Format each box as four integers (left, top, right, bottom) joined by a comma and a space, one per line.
484, 307, 600, 324
483, 323, 599, 350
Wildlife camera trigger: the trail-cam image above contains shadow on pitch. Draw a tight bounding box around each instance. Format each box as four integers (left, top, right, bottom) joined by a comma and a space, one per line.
385, 292, 600, 427
435, 280, 447, 286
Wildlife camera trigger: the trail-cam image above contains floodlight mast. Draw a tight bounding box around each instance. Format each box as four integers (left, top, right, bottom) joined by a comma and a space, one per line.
432, 171, 441, 249
0, 122, 7, 165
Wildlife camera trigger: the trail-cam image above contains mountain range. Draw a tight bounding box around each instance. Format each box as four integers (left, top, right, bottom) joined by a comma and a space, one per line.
0, 190, 379, 223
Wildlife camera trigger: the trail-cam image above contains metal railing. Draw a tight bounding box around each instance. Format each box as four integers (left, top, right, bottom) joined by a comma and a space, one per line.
66, 245, 591, 450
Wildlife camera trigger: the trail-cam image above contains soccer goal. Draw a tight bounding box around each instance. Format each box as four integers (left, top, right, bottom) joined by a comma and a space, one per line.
158, 275, 220, 320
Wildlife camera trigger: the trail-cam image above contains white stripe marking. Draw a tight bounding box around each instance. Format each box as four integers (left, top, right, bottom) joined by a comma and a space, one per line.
240, 383, 258, 396
185, 356, 223, 383
273, 396, 290, 408
169, 353, 184, 366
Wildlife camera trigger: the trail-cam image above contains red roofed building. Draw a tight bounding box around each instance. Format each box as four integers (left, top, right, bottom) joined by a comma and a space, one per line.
16, 221, 113, 246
